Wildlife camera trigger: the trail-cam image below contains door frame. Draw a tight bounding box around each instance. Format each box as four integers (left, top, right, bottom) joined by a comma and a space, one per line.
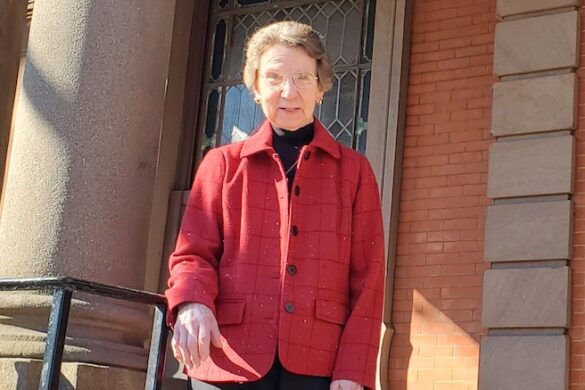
366, 0, 412, 388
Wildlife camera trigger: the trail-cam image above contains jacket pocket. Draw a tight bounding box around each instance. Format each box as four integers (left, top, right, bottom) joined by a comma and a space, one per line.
315, 299, 350, 326
216, 301, 246, 325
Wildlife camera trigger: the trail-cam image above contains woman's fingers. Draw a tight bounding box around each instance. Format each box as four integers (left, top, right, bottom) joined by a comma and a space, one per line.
330, 380, 340, 390
186, 322, 201, 368
198, 321, 211, 361
171, 330, 183, 363
330, 380, 363, 390
210, 317, 223, 348
177, 327, 191, 369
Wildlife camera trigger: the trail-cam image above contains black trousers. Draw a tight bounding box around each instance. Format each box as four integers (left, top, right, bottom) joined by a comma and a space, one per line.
189, 355, 331, 390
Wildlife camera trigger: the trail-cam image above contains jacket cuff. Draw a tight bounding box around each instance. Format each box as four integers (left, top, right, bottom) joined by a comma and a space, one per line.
165, 280, 217, 327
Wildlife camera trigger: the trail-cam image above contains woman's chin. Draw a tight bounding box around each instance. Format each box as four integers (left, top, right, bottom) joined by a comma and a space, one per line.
272, 117, 312, 131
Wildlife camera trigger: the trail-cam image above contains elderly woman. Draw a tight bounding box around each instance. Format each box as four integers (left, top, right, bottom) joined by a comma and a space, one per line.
166, 21, 385, 390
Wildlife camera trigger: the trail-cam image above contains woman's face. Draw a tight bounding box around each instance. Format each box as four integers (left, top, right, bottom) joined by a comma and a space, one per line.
253, 45, 324, 131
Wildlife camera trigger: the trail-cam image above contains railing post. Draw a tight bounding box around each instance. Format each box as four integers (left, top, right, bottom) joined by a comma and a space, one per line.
145, 303, 169, 390
39, 287, 72, 390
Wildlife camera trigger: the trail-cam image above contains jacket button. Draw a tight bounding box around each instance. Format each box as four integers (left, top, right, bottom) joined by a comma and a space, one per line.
303, 151, 311, 160
294, 186, 300, 196
287, 264, 297, 276
291, 225, 299, 236
284, 303, 295, 313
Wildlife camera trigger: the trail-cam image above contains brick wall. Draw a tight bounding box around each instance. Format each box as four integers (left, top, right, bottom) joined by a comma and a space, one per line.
571, 7, 585, 390
388, 0, 496, 388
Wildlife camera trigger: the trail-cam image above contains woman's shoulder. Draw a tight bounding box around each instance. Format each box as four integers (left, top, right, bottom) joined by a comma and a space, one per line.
336, 142, 370, 169
203, 140, 248, 162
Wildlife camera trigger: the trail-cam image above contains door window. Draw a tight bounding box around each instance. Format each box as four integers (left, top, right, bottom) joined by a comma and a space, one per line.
196, 0, 376, 168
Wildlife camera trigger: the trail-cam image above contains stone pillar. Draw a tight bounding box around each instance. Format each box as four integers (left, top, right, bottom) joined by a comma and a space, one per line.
0, 0, 175, 388
479, 1, 580, 389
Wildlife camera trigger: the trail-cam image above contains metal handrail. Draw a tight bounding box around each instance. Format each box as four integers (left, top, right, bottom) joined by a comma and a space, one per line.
0, 276, 169, 390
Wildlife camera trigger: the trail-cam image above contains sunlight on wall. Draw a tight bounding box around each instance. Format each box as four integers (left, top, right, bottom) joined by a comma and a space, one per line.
406, 289, 479, 390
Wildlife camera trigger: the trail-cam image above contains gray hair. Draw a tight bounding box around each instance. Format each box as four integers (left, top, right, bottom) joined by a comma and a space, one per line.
243, 21, 334, 93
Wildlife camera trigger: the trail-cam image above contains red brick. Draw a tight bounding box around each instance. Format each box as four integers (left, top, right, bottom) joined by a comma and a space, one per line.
411, 62, 439, 74
391, 1, 493, 387
444, 218, 477, 230
426, 8, 458, 22
440, 16, 473, 30
411, 220, 445, 232
429, 186, 463, 198
426, 253, 461, 265
437, 57, 470, 71
423, 50, 456, 62
455, 45, 487, 57
417, 155, 449, 167
427, 230, 461, 242
428, 206, 483, 220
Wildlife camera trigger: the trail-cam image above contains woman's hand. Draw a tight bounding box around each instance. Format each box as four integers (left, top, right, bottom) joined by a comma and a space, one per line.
171, 302, 223, 369
330, 379, 364, 390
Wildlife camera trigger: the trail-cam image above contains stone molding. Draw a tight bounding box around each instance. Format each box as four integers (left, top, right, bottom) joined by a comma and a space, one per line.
484, 200, 572, 262
493, 11, 578, 76
479, 335, 568, 390
492, 73, 577, 137
482, 267, 570, 328
487, 135, 574, 198
481, 1, 578, 389
497, 0, 580, 18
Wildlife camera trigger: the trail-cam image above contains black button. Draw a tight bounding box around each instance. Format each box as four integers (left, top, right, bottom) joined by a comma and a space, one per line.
291, 225, 299, 236
284, 303, 295, 313
294, 186, 300, 196
287, 265, 297, 276
303, 151, 311, 160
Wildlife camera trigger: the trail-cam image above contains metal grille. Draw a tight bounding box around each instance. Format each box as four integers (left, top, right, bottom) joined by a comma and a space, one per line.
197, 0, 376, 161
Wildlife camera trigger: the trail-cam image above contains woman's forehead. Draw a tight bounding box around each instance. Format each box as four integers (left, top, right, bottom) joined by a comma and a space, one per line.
259, 45, 317, 70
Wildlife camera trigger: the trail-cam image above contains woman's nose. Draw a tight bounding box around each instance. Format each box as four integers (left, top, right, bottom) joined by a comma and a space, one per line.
280, 78, 298, 98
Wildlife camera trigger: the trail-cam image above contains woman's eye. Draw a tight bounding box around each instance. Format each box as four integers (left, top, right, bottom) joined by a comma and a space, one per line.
296, 73, 311, 81
265, 72, 282, 81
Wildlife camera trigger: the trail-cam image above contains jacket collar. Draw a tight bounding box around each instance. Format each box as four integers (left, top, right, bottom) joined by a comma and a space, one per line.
240, 117, 341, 159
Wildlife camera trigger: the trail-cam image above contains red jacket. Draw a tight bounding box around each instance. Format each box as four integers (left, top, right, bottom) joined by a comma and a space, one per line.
166, 119, 385, 388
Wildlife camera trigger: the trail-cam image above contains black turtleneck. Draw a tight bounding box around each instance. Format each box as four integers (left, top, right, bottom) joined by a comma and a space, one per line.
272, 122, 314, 192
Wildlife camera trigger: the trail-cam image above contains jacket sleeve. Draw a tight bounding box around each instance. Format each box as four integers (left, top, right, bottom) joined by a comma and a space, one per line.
165, 148, 225, 326
332, 156, 385, 389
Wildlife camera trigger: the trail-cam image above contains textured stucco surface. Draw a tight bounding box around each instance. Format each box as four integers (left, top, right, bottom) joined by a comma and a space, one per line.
0, 0, 174, 286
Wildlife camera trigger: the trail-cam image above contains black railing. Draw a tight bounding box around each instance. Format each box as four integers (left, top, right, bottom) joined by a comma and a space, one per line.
0, 276, 169, 390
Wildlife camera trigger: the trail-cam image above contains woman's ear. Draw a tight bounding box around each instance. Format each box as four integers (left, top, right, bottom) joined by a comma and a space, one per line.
317, 91, 324, 105
252, 90, 261, 104
252, 79, 261, 104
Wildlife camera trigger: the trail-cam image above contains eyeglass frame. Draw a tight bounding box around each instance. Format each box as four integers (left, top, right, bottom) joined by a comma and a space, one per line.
260, 71, 319, 89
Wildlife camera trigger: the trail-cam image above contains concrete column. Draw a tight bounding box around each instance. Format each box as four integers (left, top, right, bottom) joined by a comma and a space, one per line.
0, 0, 175, 388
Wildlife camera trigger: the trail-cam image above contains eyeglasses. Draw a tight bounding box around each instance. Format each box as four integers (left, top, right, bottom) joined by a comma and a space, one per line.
261, 71, 319, 89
